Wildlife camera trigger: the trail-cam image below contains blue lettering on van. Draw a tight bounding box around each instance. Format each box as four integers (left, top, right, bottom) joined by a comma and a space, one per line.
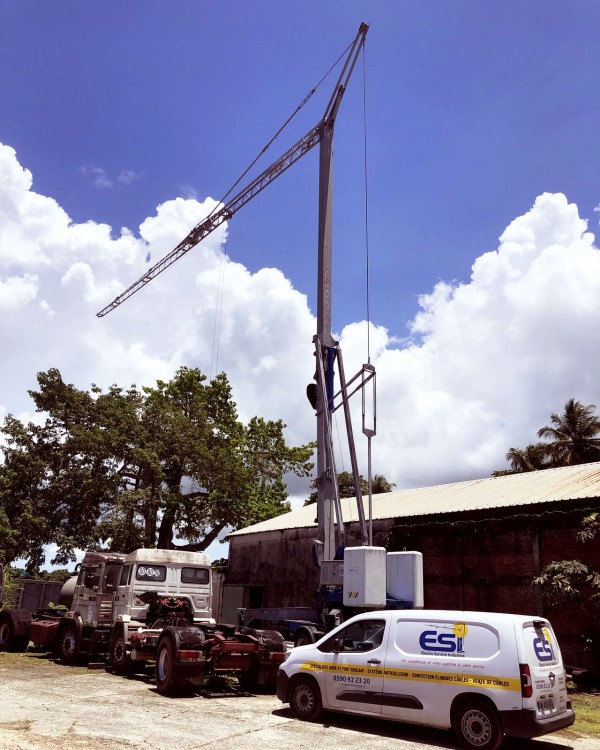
419, 631, 464, 654
533, 636, 555, 662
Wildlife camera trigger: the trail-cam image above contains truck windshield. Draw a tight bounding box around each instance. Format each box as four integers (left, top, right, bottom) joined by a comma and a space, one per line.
181, 567, 210, 584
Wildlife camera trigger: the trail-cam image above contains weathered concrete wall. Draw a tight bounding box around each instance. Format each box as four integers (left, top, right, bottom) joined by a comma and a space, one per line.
227, 518, 396, 608
227, 528, 318, 608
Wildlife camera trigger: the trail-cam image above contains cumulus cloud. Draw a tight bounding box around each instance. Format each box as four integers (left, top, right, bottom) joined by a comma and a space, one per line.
338, 193, 600, 489
2, 141, 600, 509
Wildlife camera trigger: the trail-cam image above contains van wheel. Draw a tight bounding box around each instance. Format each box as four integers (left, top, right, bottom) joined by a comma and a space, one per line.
453, 699, 503, 750
289, 676, 323, 721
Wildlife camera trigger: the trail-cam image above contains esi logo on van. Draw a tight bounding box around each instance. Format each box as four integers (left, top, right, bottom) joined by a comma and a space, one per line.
533, 628, 556, 663
419, 623, 468, 656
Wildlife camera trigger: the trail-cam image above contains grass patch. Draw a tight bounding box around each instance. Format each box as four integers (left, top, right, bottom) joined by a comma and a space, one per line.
555, 682, 600, 739
0, 649, 93, 675
568, 686, 600, 737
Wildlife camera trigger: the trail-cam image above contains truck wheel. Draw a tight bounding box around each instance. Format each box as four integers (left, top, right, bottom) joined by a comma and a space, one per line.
293, 626, 317, 647
58, 625, 80, 666
255, 628, 286, 652
155, 637, 191, 695
110, 631, 135, 675
289, 676, 323, 721
0, 612, 28, 652
453, 699, 503, 750
239, 663, 260, 692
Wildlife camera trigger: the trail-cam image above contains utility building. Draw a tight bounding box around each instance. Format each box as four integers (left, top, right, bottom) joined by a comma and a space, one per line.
225, 462, 600, 672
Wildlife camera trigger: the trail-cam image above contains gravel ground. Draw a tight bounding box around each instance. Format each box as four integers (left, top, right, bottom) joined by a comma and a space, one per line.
0, 652, 597, 750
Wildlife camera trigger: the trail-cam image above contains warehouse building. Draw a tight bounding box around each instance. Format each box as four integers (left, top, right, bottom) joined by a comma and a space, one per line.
223, 462, 600, 670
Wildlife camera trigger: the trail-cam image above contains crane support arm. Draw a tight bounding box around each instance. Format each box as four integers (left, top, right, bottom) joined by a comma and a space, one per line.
322, 22, 369, 127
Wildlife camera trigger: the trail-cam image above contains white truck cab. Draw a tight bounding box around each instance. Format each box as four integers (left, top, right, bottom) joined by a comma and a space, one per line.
113, 548, 213, 625
277, 609, 575, 750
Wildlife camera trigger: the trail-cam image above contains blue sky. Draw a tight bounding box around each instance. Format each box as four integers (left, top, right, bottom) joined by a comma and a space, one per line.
3, 2, 600, 332
3, 2, 600, 566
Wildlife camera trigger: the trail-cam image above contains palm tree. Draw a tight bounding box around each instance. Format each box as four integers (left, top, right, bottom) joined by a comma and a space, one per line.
304, 471, 394, 505
505, 443, 551, 472
370, 474, 396, 493
537, 398, 600, 466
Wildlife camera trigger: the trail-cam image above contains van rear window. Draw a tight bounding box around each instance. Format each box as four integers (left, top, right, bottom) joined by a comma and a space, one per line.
135, 564, 167, 582
181, 567, 210, 585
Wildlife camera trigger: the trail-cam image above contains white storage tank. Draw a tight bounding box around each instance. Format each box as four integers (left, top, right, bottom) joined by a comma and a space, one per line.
343, 546, 386, 607
386, 551, 424, 608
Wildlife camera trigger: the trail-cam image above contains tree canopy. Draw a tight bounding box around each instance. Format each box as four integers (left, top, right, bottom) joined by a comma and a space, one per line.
494, 398, 600, 476
304, 471, 395, 506
0, 367, 314, 570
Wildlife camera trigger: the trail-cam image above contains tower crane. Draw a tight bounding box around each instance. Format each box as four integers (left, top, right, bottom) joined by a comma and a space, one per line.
97, 23, 375, 604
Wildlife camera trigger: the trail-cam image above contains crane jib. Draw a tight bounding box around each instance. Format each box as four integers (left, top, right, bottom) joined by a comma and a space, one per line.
96, 22, 368, 318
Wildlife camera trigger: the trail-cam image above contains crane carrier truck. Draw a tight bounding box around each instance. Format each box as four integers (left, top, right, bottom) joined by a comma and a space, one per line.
0, 547, 285, 694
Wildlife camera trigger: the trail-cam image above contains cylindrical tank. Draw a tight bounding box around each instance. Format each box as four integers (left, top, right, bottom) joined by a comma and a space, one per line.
58, 575, 77, 608
386, 551, 424, 608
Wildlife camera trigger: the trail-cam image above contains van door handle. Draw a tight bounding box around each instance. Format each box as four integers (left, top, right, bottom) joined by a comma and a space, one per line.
367, 659, 381, 665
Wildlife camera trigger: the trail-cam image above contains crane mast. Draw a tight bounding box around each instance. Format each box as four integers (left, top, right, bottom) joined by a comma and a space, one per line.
97, 23, 374, 591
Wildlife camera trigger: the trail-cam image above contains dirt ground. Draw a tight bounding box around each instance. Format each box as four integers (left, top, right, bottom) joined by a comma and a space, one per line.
0, 651, 598, 750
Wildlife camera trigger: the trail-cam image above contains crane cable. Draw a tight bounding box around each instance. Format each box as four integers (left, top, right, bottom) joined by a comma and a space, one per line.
362, 42, 372, 364
210, 39, 355, 218
332, 40, 371, 487
207, 37, 358, 381
209, 240, 227, 380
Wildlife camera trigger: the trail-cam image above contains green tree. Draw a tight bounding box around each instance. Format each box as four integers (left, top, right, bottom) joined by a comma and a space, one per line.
537, 398, 600, 466
494, 399, 600, 475
505, 443, 551, 472
371, 474, 396, 493
0, 367, 314, 569
534, 513, 600, 645
304, 471, 395, 505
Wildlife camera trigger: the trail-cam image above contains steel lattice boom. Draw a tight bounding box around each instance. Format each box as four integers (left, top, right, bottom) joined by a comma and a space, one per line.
96, 124, 322, 317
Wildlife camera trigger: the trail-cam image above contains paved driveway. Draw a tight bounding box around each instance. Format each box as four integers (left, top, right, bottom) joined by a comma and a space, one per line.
0, 652, 596, 750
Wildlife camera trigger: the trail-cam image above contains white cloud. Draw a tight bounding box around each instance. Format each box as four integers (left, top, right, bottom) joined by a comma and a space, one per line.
2, 142, 600, 511
0, 273, 39, 308
79, 165, 143, 189
338, 193, 600, 489
79, 165, 112, 188
117, 169, 143, 185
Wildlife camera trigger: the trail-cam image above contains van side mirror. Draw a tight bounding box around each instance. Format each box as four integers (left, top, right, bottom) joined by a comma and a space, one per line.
332, 637, 342, 653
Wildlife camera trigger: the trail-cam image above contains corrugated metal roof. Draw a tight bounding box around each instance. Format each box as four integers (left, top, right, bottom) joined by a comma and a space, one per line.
229, 462, 600, 537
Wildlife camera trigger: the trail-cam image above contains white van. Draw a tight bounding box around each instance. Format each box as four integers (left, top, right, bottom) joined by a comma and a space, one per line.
277, 609, 574, 750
